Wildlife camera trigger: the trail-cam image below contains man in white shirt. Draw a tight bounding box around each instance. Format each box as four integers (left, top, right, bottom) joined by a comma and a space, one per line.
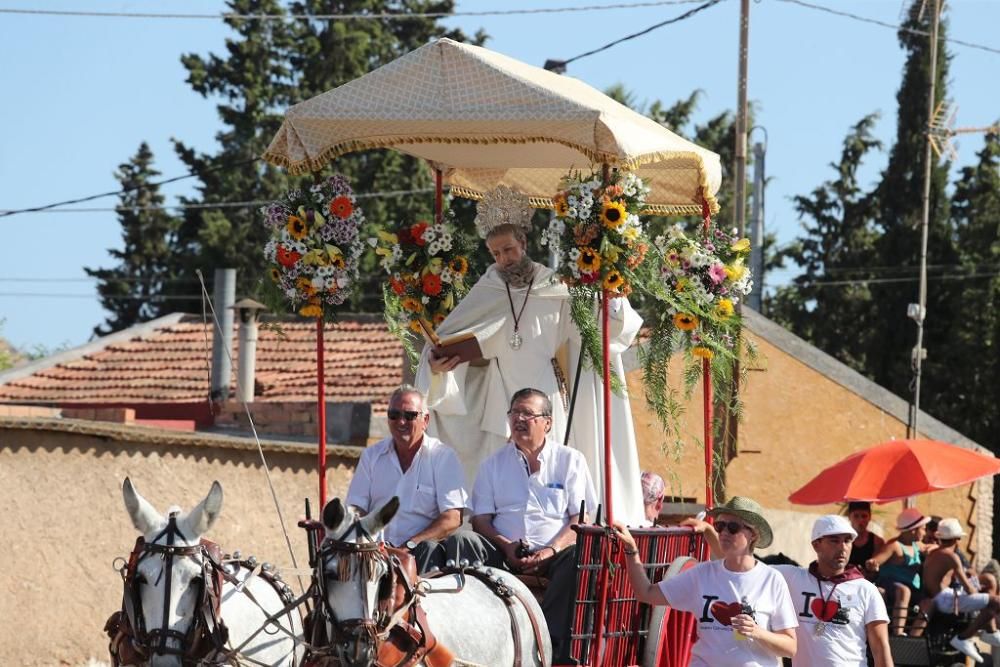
774, 515, 892, 666
466, 387, 598, 664
345, 385, 467, 572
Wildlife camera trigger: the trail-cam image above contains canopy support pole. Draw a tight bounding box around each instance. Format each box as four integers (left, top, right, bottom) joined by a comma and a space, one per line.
317, 317, 327, 509
434, 168, 443, 224
702, 199, 715, 512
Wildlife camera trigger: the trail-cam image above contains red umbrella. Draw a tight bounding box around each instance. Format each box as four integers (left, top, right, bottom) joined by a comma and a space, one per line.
789, 439, 1000, 505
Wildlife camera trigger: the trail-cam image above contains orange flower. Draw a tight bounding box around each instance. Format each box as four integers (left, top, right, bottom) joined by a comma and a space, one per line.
328, 196, 353, 219
449, 256, 469, 275
410, 222, 429, 246
269, 267, 281, 282
553, 192, 569, 216
401, 297, 422, 313
422, 273, 443, 296
389, 277, 406, 296
602, 270, 625, 292
276, 245, 301, 268
673, 313, 699, 331
296, 277, 316, 296
409, 319, 423, 333
692, 346, 714, 359
604, 184, 624, 198
287, 214, 308, 240
300, 300, 322, 318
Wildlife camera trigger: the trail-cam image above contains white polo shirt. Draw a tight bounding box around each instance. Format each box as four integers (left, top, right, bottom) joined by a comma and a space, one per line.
345, 435, 468, 547
471, 438, 597, 550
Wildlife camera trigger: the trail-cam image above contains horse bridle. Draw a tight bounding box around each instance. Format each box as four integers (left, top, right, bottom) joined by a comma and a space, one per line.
121, 513, 226, 662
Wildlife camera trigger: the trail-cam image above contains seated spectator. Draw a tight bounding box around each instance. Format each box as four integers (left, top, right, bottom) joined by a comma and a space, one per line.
846, 501, 885, 579
922, 518, 1000, 663
345, 385, 467, 572
464, 388, 598, 664
640, 471, 665, 526
614, 496, 798, 666
866, 507, 935, 636
923, 515, 943, 546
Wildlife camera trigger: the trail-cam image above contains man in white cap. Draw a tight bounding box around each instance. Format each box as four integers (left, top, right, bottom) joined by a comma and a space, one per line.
773, 515, 892, 666
921, 517, 1000, 663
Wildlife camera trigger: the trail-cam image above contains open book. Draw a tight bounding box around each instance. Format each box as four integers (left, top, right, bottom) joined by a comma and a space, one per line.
417, 318, 484, 364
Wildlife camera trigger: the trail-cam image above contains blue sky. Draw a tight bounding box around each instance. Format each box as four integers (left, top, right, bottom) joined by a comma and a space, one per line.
1, 0, 998, 351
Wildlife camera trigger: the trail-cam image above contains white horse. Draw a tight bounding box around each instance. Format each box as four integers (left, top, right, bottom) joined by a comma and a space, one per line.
109, 478, 304, 666
305, 496, 551, 667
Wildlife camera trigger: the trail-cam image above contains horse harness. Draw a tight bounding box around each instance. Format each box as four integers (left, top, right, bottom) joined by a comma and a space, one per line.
107, 514, 228, 665
310, 525, 546, 667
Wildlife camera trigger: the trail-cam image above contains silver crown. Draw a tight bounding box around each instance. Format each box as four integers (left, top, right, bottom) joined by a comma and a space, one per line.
474, 185, 533, 239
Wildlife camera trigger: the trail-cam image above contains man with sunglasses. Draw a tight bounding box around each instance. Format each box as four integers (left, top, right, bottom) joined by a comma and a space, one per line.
345, 385, 467, 573
772, 515, 892, 666
465, 388, 598, 663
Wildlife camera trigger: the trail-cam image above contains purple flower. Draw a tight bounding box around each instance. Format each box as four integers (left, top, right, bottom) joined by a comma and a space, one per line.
708, 263, 727, 285
705, 242, 715, 252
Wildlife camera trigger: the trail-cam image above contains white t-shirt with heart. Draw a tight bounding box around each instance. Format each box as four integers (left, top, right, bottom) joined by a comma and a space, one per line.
658, 559, 798, 667
774, 565, 888, 666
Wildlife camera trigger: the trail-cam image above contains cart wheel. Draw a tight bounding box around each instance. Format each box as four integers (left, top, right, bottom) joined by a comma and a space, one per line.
641, 557, 697, 667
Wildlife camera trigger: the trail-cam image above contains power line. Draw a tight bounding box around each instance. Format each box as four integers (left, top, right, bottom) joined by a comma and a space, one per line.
0, 1, 711, 21
776, 0, 1000, 56
770, 270, 1000, 288
0, 292, 204, 300
555, 0, 724, 67
0, 157, 260, 219
0, 187, 437, 216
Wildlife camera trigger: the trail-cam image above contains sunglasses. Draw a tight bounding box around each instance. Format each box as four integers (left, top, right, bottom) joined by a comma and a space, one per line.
716, 520, 750, 535
387, 409, 422, 422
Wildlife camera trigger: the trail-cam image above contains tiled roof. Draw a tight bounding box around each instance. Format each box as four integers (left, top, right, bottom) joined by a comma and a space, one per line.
0, 314, 403, 407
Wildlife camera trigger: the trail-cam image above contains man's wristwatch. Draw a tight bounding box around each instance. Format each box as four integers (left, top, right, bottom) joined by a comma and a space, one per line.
405, 539, 419, 551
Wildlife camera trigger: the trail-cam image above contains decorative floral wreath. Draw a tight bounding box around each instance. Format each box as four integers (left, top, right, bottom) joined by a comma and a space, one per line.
652, 223, 753, 359
260, 174, 365, 318
369, 210, 474, 344
540, 169, 653, 388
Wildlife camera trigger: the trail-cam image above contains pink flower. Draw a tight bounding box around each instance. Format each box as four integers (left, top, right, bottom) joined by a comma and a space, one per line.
709, 263, 727, 285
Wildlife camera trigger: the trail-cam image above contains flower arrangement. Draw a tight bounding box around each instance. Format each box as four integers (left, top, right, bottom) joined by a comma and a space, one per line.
542, 170, 652, 296
652, 222, 753, 359
261, 175, 366, 318
540, 169, 653, 388
370, 213, 474, 341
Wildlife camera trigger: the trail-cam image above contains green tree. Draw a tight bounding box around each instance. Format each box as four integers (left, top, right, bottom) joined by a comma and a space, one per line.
767, 114, 882, 370
84, 142, 181, 335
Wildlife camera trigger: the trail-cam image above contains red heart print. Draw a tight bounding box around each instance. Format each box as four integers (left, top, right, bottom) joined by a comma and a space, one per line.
811, 598, 840, 621
710, 601, 743, 626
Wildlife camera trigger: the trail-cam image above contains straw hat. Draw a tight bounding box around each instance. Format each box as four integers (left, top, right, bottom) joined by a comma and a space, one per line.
707, 496, 773, 549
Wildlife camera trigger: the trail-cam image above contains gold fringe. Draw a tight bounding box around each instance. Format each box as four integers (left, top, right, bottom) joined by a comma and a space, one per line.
333, 550, 383, 583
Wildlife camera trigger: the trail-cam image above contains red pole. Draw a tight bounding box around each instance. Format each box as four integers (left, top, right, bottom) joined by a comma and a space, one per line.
701, 199, 714, 511
434, 168, 443, 224
317, 317, 327, 509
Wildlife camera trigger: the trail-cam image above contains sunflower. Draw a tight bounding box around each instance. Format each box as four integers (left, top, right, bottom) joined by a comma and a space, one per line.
287, 214, 308, 240
328, 196, 353, 220
600, 200, 627, 229
409, 319, 423, 334
269, 267, 281, 283
692, 346, 714, 360
422, 273, 443, 297
714, 298, 735, 319
576, 247, 601, 273
299, 301, 323, 318
602, 270, 625, 292
329, 254, 346, 270
673, 313, 699, 331
296, 277, 316, 296
553, 193, 569, 217
449, 256, 469, 275
401, 297, 423, 313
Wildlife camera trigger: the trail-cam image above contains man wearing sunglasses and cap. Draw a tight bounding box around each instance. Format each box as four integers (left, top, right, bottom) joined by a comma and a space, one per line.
772, 515, 892, 666
345, 385, 468, 572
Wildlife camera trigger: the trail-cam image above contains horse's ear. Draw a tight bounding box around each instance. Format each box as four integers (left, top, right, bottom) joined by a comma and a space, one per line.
122, 477, 164, 535
323, 498, 345, 531
179, 481, 224, 538
361, 496, 399, 535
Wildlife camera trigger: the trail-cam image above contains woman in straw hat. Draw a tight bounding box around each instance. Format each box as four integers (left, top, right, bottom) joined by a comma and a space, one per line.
614, 496, 797, 666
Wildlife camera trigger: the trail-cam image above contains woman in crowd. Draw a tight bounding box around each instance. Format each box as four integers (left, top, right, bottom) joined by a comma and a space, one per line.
615, 496, 797, 666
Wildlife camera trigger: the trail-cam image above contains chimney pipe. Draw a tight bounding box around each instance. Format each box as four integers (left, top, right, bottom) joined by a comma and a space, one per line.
232, 298, 268, 403
210, 268, 236, 401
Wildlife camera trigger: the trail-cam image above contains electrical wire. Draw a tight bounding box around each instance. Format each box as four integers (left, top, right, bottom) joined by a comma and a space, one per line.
776, 0, 1000, 56
0, 1, 713, 21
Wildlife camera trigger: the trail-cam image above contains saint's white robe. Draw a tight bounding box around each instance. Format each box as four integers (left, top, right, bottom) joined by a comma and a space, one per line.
415, 262, 645, 525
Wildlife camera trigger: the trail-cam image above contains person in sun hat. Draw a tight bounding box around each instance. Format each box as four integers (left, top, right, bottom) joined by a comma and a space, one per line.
771, 514, 891, 666
614, 496, 797, 666
921, 517, 1000, 663
866, 507, 936, 636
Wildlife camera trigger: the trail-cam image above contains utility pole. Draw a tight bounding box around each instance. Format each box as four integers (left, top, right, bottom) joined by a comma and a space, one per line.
748, 137, 766, 312
734, 0, 750, 238
907, 0, 941, 440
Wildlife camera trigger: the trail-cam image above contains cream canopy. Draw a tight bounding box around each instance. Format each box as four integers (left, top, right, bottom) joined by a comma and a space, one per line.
264, 38, 722, 215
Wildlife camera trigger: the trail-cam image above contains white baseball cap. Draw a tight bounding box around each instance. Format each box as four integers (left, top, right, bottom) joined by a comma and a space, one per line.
936, 518, 965, 540
811, 514, 859, 542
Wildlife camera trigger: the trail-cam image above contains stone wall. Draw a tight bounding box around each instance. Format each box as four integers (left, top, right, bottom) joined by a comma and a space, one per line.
0, 419, 358, 666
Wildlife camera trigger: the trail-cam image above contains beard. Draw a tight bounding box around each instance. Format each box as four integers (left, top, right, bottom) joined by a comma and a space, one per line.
496, 255, 536, 288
